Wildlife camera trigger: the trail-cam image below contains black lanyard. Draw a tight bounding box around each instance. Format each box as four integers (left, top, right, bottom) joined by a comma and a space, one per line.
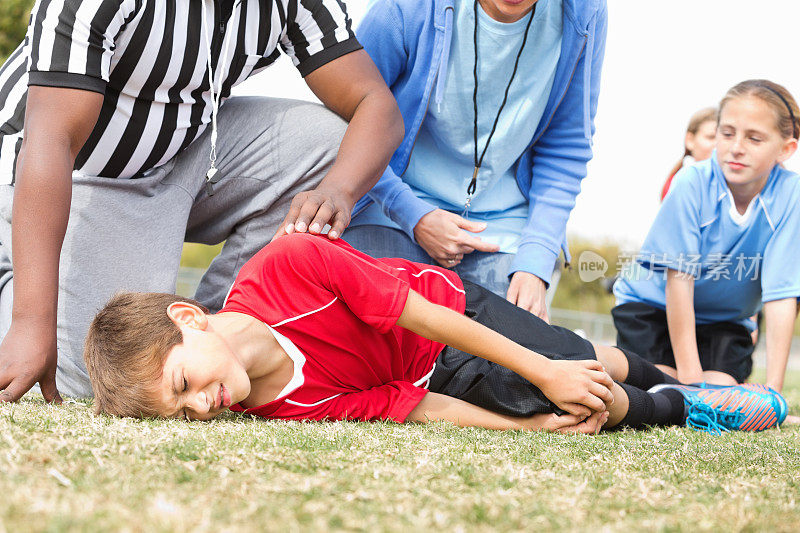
463, 1, 536, 216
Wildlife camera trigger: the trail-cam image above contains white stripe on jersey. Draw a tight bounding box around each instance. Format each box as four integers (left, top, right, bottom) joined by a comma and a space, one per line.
0, 52, 27, 129
31, 0, 67, 73
394, 268, 467, 295
269, 296, 339, 328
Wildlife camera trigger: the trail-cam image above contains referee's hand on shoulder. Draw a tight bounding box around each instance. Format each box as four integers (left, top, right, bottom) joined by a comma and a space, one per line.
272, 186, 354, 242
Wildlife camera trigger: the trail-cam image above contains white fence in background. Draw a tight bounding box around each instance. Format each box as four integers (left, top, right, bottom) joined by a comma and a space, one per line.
549, 307, 617, 344
177, 267, 206, 298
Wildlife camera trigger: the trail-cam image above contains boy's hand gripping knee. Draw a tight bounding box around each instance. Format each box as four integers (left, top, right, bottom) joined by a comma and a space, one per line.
538, 360, 614, 417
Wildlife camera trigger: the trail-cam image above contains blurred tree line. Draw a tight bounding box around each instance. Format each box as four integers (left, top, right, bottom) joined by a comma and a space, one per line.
552, 237, 621, 314
0, 0, 34, 62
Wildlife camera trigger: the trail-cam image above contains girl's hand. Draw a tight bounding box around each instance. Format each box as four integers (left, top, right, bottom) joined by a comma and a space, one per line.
537, 360, 614, 417
507, 271, 549, 321
413, 209, 500, 267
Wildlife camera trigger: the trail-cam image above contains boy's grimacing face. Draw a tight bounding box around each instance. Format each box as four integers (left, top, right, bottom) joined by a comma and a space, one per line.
716, 96, 797, 189
156, 303, 251, 421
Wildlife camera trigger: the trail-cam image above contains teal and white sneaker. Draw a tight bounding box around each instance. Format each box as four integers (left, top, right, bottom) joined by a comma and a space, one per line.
649, 383, 788, 434
691, 382, 789, 424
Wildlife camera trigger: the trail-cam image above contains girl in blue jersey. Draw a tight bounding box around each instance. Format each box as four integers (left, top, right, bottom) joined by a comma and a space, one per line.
613, 80, 800, 393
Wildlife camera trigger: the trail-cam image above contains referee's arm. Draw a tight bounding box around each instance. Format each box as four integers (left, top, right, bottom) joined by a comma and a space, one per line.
0, 86, 102, 403
272, 49, 404, 242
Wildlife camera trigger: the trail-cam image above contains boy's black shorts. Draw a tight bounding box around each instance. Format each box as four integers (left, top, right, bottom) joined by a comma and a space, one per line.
611, 302, 753, 383
428, 280, 597, 417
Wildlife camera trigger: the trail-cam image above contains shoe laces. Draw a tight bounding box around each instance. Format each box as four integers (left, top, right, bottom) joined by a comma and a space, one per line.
685, 401, 742, 435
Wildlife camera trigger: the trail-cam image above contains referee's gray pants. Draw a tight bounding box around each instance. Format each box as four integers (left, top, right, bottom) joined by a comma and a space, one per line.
0, 96, 346, 397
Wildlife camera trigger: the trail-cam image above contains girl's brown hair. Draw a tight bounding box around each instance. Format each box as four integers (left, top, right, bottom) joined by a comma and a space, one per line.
665, 106, 719, 190
719, 79, 800, 140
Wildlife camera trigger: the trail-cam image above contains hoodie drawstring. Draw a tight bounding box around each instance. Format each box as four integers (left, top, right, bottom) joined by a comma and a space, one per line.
434, 6, 454, 112
581, 13, 595, 142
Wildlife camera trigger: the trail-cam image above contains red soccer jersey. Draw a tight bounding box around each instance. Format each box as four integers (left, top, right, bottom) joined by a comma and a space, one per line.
223, 233, 466, 423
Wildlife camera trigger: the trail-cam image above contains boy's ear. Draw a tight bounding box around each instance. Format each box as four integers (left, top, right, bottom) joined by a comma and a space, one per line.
166, 302, 209, 330
778, 137, 798, 164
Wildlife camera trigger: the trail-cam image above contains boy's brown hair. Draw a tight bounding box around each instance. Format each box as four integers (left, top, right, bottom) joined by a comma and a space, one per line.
83, 292, 208, 417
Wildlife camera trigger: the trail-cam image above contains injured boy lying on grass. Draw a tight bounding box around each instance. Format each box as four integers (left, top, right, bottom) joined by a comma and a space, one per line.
83, 234, 788, 434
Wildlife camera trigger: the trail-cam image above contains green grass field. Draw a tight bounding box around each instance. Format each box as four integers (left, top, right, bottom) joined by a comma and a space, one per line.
1, 369, 799, 532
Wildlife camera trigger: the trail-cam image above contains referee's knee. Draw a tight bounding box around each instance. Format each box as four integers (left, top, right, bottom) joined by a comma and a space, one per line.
298, 102, 347, 145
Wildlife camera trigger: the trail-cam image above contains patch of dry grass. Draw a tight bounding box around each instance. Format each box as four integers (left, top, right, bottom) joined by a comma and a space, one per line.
0, 370, 798, 532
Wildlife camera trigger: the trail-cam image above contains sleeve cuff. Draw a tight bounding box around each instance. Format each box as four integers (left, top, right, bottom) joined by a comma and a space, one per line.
386, 187, 438, 242
762, 289, 800, 303
375, 280, 410, 333
636, 250, 702, 277
297, 37, 363, 77
509, 242, 559, 286
28, 71, 106, 95
390, 386, 428, 423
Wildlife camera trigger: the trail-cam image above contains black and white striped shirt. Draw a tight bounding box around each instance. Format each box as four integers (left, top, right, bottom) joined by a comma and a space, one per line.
0, 0, 360, 183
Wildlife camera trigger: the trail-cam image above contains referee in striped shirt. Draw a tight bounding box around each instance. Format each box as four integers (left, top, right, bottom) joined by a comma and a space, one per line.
0, 0, 403, 401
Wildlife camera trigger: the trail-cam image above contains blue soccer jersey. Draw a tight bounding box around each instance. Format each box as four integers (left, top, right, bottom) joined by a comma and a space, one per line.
614, 154, 800, 329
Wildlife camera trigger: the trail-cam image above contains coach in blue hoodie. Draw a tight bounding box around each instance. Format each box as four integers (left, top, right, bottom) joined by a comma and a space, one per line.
343, 0, 607, 321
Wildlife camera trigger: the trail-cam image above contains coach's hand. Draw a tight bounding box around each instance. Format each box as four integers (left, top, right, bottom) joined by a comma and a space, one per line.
538, 359, 614, 417
413, 209, 500, 268
507, 271, 549, 322
272, 186, 355, 242
0, 318, 61, 403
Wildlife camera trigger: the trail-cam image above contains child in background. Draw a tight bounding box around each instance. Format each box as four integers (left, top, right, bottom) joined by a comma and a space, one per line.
661, 107, 718, 200
614, 80, 800, 393
83, 234, 787, 434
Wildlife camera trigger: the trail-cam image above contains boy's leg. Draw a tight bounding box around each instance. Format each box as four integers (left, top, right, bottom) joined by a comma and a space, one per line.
429, 280, 686, 428
606, 382, 686, 429
593, 345, 680, 388
177, 97, 347, 312
591, 347, 683, 428
0, 163, 193, 397
429, 280, 600, 416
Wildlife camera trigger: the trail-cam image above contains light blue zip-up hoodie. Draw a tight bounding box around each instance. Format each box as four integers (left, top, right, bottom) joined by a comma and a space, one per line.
353, 0, 607, 283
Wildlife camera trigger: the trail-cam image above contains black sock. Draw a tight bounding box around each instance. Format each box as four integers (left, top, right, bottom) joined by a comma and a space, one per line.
651, 388, 686, 426
617, 383, 686, 429
616, 346, 680, 389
